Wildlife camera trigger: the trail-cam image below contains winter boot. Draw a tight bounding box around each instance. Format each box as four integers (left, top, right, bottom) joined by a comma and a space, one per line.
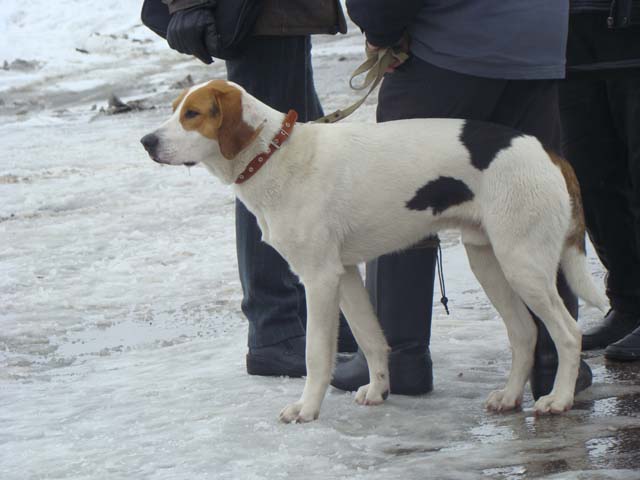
246, 335, 307, 377
582, 309, 640, 350
332, 240, 437, 395
604, 323, 640, 361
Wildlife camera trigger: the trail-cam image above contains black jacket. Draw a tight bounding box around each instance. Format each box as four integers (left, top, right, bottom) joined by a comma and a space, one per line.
162, 0, 347, 35
567, 0, 640, 74
570, 0, 640, 26
345, 0, 422, 46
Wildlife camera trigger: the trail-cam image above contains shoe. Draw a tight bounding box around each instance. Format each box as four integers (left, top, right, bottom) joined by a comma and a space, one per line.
582, 309, 640, 351
246, 336, 306, 377
529, 356, 592, 400
331, 345, 433, 395
604, 326, 640, 361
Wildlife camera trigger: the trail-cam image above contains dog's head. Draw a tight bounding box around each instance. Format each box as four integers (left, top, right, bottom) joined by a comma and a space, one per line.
141, 80, 262, 177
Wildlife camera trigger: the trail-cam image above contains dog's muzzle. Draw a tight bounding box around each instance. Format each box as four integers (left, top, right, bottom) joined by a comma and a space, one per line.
140, 133, 197, 167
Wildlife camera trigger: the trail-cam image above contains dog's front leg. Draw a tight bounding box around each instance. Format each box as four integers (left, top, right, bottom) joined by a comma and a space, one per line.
339, 266, 390, 405
279, 271, 340, 423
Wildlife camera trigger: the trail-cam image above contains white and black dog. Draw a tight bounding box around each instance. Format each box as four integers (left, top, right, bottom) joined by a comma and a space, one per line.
141, 80, 607, 423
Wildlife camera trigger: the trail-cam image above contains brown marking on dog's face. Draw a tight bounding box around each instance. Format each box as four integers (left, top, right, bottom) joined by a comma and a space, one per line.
547, 149, 586, 253
177, 80, 260, 159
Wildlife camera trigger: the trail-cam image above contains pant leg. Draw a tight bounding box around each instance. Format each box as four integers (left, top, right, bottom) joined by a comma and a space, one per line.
605, 74, 640, 312
226, 36, 323, 121
370, 58, 508, 348
233, 200, 302, 347
491, 80, 564, 153
559, 76, 640, 313
226, 36, 322, 347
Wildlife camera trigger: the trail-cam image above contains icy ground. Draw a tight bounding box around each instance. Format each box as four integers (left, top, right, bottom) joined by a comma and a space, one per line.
2, 2, 640, 479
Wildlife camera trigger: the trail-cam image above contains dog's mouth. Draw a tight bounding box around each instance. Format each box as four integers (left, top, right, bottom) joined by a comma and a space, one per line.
149, 154, 170, 165
148, 154, 197, 168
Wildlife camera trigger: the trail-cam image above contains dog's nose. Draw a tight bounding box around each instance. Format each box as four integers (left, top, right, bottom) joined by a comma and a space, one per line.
140, 134, 159, 154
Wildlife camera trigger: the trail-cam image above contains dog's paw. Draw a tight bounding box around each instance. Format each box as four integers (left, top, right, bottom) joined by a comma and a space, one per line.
533, 393, 573, 415
279, 401, 319, 424
485, 389, 522, 412
355, 383, 389, 406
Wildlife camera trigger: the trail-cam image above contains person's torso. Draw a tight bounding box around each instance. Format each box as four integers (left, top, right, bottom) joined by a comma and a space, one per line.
409, 0, 569, 80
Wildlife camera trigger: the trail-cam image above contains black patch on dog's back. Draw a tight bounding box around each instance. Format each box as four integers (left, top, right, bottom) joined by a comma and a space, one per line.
460, 120, 526, 171
406, 176, 474, 215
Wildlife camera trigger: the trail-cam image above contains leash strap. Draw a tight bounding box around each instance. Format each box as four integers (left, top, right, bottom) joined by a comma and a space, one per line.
436, 242, 450, 315
313, 44, 409, 124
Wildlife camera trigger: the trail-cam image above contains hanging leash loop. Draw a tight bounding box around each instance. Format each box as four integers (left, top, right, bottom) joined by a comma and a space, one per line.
313, 44, 409, 125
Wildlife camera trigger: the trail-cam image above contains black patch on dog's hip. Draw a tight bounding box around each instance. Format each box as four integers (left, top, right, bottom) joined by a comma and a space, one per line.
406, 176, 474, 215
460, 120, 526, 170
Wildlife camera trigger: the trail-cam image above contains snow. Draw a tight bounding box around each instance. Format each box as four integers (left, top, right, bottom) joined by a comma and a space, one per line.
2, 2, 640, 479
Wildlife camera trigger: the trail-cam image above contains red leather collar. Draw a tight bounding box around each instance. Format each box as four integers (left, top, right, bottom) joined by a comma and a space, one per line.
235, 110, 298, 184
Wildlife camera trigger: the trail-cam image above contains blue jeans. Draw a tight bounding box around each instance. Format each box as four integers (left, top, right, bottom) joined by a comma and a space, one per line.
226, 36, 323, 348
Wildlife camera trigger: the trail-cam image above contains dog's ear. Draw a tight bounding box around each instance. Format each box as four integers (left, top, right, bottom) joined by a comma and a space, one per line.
211, 84, 261, 160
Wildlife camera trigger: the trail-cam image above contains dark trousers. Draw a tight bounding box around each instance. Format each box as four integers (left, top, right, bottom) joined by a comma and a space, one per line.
559, 75, 640, 313
226, 36, 323, 348
370, 57, 577, 350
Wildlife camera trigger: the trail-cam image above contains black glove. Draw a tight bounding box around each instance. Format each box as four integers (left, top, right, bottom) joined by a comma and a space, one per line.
166, 6, 218, 64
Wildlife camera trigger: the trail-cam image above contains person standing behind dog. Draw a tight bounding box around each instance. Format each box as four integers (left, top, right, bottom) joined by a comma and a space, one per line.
143, 0, 356, 377
560, 0, 640, 360
332, 0, 594, 399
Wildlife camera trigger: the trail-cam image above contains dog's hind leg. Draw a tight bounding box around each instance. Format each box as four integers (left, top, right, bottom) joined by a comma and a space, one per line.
339, 265, 390, 405
494, 247, 581, 414
279, 268, 341, 423
464, 242, 537, 412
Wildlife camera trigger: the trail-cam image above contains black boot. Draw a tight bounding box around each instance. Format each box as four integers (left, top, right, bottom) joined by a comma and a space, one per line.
331, 242, 437, 395
529, 272, 592, 400
529, 339, 593, 400
604, 324, 640, 361
332, 344, 433, 395
582, 309, 640, 351
246, 335, 306, 377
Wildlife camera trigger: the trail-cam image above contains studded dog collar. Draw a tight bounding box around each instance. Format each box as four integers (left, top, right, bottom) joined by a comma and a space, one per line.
235, 110, 298, 184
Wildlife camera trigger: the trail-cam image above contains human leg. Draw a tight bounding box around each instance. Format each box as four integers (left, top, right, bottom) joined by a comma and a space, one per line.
236, 200, 306, 375
603, 73, 640, 360
560, 75, 640, 354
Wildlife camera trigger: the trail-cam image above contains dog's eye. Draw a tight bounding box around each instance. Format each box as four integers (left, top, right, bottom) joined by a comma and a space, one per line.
184, 110, 200, 119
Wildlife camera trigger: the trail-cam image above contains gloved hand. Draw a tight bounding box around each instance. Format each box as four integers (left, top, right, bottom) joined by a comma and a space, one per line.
366, 32, 410, 73
166, 6, 217, 64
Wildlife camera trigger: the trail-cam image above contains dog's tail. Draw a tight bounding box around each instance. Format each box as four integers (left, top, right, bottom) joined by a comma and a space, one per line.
548, 150, 609, 312
561, 246, 608, 312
